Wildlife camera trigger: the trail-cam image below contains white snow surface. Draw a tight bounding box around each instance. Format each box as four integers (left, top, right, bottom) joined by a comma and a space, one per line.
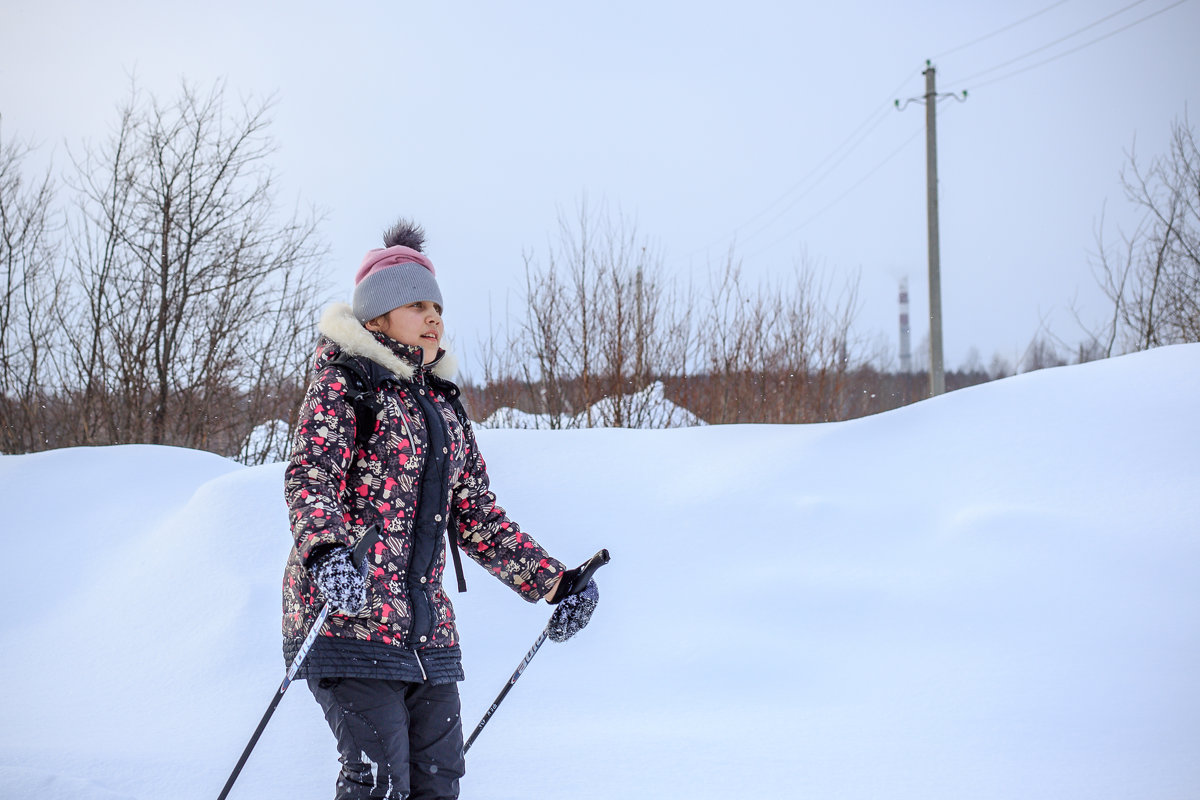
2, 345, 1199, 799
480, 380, 705, 429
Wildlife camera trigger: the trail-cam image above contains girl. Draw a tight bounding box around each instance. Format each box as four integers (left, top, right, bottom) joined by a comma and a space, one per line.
283, 219, 595, 799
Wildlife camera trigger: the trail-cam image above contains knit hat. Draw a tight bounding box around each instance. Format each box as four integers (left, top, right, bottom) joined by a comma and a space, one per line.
352, 245, 442, 323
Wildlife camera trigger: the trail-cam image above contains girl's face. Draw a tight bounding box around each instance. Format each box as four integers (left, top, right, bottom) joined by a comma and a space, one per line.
367, 300, 444, 364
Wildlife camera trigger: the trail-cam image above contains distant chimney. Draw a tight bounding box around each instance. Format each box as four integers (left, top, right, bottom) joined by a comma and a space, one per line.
899, 277, 912, 373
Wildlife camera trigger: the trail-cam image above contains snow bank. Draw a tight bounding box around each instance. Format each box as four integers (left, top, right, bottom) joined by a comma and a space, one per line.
1, 345, 1198, 799
480, 380, 704, 428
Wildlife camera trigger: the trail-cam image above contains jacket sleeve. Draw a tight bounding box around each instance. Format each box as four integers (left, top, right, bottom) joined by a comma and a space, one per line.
451, 420, 565, 601
284, 366, 359, 567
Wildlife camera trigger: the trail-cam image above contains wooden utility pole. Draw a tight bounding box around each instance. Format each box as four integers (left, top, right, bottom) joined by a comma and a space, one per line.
923, 62, 945, 397
897, 62, 965, 396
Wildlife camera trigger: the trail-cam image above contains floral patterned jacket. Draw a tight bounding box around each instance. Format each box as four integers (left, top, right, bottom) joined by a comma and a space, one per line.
282, 303, 565, 660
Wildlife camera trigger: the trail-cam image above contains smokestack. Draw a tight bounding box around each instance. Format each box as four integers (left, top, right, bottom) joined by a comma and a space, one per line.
899, 277, 912, 373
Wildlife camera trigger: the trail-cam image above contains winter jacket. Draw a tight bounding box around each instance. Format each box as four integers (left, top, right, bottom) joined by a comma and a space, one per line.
282, 303, 565, 676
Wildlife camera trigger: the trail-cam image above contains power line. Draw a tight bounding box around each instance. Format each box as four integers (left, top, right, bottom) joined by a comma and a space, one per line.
932, 0, 1072, 60
959, 0, 1191, 91
744, 119, 930, 263
676, 68, 923, 264
700, 81, 966, 266
953, 0, 1158, 85
733, 106, 894, 249
671, 0, 1191, 270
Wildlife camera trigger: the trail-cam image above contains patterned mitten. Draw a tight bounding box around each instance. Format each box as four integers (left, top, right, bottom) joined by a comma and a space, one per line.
546, 579, 599, 642
311, 547, 369, 615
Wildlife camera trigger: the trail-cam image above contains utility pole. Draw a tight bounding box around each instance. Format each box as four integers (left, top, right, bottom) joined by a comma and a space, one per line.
897, 62, 965, 397
924, 62, 945, 397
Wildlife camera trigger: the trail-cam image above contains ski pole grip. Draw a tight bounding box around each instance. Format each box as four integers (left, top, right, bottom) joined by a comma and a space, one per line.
550, 549, 610, 603
574, 548, 611, 587
352, 524, 384, 570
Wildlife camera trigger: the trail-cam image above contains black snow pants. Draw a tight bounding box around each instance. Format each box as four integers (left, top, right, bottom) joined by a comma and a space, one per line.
308, 677, 466, 800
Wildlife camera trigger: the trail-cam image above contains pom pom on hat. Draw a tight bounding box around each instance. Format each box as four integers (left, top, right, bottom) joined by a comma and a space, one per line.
352, 219, 443, 323
382, 218, 426, 251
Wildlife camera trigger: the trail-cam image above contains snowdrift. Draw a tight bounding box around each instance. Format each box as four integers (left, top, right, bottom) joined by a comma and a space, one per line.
479, 380, 705, 429
2, 345, 1198, 799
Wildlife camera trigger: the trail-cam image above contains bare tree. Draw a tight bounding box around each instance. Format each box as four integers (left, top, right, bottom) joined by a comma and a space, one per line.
698, 254, 762, 424
1021, 335, 1066, 373
484, 200, 693, 429
691, 252, 861, 424
1091, 113, 1200, 354
59, 79, 326, 456
988, 352, 1013, 380
588, 209, 682, 428
0, 118, 63, 453
561, 201, 599, 427
960, 346, 983, 375
475, 202, 868, 428
522, 245, 574, 427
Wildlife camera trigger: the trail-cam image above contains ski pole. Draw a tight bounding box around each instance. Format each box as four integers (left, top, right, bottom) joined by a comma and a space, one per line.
464, 548, 610, 754
216, 528, 382, 800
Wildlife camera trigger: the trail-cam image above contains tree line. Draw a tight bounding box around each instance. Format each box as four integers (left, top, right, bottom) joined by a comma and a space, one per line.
0, 81, 325, 460
461, 201, 992, 428
461, 110, 1200, 428
3, 81, 1197, 458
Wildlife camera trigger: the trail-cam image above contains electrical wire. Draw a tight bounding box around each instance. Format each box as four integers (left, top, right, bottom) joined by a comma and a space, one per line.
715, 106, 889, 247
953, 0, 1157, 85
959, 0, 1191, 91
747, 94, 969, 263
932, 0, 1072, 60
671, 0, 1190, 269
744, 120, 929, 263
733, 106, 894, 248
675, 68, 925, 264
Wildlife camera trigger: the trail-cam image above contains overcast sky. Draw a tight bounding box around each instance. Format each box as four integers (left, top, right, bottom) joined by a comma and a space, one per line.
3, 0, 1198, 376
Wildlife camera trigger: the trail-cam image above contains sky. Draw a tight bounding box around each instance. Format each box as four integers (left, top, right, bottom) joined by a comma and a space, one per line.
2, 0, 1198, 376
2, 343, 1198, 798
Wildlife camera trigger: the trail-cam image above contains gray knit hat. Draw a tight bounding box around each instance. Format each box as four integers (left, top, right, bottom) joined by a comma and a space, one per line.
351, 245, 442, 323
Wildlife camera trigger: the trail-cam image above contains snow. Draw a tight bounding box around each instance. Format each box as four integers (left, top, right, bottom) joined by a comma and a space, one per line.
2, 345, 1199, 799
480, 380, 705, 429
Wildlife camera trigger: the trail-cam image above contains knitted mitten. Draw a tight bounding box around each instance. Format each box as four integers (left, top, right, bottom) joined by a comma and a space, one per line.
546, 579, 599, 642
311, 547, 369, 616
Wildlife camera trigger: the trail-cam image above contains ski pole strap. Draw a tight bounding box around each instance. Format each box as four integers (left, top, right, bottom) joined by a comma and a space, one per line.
445, 392, 473, 594
352, 524, 383, 570
448, 528, 467, 593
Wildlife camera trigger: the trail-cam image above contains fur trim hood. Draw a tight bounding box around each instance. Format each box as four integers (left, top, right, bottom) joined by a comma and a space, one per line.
316, 302, 457, 382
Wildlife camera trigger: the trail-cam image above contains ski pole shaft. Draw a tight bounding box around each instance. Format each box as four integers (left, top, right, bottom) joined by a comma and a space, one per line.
216, 603, 329, 800
464, 627, 548, 753
463, 549, 610, 754
216, 527, 381, 800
